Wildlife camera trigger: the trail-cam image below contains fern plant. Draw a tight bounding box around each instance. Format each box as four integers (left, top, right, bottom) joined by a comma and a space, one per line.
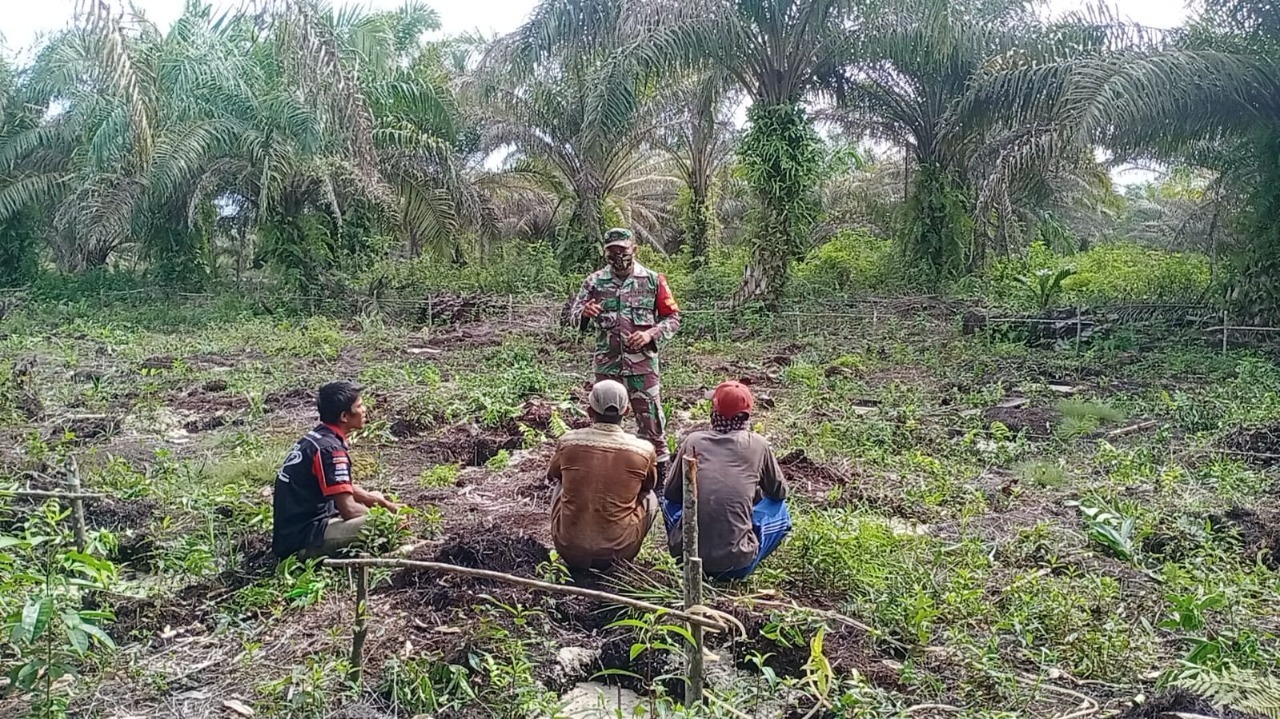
1172, 665, 1280, 718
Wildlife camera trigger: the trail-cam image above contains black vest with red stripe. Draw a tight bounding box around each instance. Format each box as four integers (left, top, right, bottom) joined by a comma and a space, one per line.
272, 424, 352, 557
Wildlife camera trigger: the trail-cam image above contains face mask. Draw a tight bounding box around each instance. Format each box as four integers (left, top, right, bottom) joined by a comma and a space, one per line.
607, 252, 634, 274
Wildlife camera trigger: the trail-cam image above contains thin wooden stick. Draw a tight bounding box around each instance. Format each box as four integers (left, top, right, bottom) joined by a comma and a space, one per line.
65, 458, 88, 553
1106, 420, 1160, 438
682, 451, 705, 706
320, 557, 728, 631
4, 489, 107, 500
349, 566, 369, 684
741, 596, 910, 652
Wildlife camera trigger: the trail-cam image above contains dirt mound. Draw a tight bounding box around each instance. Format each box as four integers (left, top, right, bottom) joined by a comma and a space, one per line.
139, 355, 176, 371
1220, 423, 1280, 466
264, 387, 312, 413
108, 534, 275, 641
47, 415, 119, 443
391, 529, 551, 596
1213, 506, 1280, 569
230, 532, 277, 582
599, 628, 677, 694
1115, 689, 1265, 719
389, 416, 432, 438
173, 386, 244, 413
436, 529, 550, 576
982, 405, 1058, 437
718, 601, 899, 690
111, 531, 156, 571
516, 398, 555, 431
779, 449, 848, 497
84, 497, 156, 532
428, 425, 523, 467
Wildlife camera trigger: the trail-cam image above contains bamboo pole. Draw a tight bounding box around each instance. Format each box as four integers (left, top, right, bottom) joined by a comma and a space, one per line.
321, 557, 728, 631
349, 566, 369, 684
1222, 309, 1228, 354
682, 451, 705, 706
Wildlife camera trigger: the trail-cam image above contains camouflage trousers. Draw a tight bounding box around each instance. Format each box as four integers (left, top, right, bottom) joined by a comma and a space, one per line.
595, 372, 669, 462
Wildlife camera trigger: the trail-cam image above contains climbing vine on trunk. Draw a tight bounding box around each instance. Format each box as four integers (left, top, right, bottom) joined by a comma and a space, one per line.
734, 103, 823, 307
905, 163, 975, 282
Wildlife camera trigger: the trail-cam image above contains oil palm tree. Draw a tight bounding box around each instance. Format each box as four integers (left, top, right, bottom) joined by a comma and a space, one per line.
635, 0, 860, 306
650, 69, 739, 262
0, 0, 485, 284
475, 1, 670, 270
504, 0, 857, 302
820, 0, 1120, 280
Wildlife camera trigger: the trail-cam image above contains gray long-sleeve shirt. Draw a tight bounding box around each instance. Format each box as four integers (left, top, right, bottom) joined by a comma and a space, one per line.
664, 429, 788, 574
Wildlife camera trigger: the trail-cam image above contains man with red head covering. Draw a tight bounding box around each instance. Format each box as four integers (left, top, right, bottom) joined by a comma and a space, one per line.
662, 381, 791, 579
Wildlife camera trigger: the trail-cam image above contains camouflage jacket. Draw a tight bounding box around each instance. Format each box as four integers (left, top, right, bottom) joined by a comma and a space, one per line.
568, 262, 681, 377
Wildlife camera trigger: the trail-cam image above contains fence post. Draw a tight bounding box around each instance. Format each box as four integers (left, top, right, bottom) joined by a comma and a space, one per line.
682, 451, 704, 706
349, 565, 369, 684
65, 457, 87, 553
1222, 309, 1229, 355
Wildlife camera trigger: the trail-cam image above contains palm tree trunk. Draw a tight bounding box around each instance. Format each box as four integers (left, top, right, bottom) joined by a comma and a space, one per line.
732, 103, 822, 308
686, 187, 711, 265
906, 162, 975, 282
560, 181, 607, 271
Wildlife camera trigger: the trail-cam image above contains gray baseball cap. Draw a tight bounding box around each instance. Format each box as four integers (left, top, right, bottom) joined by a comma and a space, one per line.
589, 379, 628, 415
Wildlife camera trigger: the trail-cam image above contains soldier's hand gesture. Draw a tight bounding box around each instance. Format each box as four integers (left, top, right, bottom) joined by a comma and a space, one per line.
625, 329, 653, 351
582, 300, 604, 318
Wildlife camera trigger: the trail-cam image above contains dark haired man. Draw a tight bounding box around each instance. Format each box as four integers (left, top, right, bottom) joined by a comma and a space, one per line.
548, 379, 659, 570
663, 381, 790, 579
568, 227, 681, 488
272, 381, 401, 559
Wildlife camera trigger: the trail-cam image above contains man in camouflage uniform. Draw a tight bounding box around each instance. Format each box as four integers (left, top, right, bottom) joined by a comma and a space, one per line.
569, 228, 681, 486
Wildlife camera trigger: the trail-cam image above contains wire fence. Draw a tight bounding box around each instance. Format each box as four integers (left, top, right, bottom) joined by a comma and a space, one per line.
1, 282, 1274, 354
6, 285, 1280, 464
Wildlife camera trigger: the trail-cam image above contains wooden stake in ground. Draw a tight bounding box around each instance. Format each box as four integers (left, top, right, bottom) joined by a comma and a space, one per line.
64, 457, 88, 553
682, 450, 705, 706
349, 566, 369, 684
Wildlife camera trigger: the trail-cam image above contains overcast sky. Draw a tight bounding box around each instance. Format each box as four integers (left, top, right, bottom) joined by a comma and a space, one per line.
4, 0, 1193, 57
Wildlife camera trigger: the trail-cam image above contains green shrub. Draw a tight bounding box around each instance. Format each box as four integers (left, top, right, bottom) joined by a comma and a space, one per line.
982, 241, 1214, 309
791, 230, 895, 298
357, 240, 567, 304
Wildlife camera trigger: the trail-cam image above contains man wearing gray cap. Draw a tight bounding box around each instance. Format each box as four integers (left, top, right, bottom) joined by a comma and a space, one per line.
547, 379, 660, 570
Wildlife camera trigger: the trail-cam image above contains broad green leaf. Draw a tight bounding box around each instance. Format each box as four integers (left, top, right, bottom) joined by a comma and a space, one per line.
15, 659, 43, 690
65, 625, 89, 653
79, 622, 116, 649
16, 597, 53, 645
657, 623, 696, 646
0, 535, 24, 549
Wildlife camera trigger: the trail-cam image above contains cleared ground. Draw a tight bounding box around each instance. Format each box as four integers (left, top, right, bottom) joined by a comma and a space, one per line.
1, 293, 1278, 718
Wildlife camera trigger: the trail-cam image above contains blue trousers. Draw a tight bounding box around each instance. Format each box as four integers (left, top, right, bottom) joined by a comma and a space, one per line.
662, 496, 792, 580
